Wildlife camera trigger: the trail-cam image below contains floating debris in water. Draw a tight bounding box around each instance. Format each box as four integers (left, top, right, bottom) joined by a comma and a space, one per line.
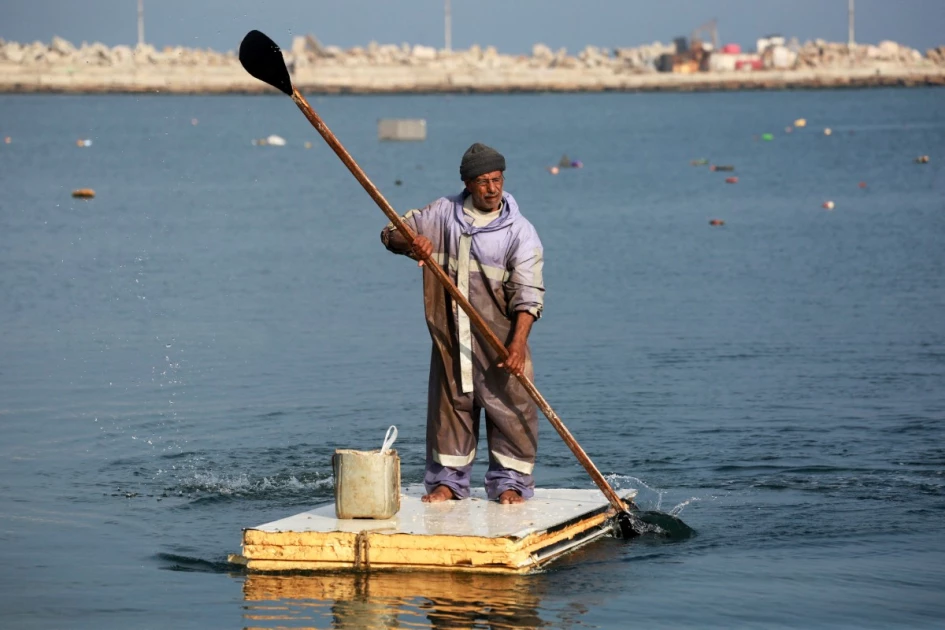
551, 154, 583, 170
72, 188, 95, 199
76, 138, 92, 147
824, 128, 833, 136
690, 158, 709, 166
761, 133, 774, 141
710, 164, 735, 172
823, 200, 835, 210
709, 219, 725, 226
794, 118, 807, 128
725, 176, 738, 184
915, 155, 930, 164
252, 134, 286, 146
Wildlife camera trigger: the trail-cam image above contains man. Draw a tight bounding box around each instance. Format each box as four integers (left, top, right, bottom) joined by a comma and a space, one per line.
380, 143, 544, 505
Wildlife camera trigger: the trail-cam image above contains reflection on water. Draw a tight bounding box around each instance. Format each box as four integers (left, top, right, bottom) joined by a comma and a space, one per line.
242, 571, 549, 629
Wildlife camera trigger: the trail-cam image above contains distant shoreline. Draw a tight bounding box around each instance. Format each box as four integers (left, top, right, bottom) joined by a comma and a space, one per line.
2, 67, 944, 96
2, 35, 944, 95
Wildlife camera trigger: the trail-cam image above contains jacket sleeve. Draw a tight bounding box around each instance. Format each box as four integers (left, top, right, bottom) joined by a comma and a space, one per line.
380, 199, 444, 259
505, 225, 545, 319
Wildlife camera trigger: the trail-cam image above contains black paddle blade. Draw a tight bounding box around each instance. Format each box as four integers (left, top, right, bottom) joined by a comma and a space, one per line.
612, 509, 697, 540
239, 30, 293, 95
635, 510, 697, 540
613, 511, 642, 539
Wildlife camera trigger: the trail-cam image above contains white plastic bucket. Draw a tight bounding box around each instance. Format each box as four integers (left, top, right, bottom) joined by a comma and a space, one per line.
332, 426, 401, 519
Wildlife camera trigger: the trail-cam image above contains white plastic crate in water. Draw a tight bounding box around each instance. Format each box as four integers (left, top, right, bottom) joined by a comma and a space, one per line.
378, 118, 427, 141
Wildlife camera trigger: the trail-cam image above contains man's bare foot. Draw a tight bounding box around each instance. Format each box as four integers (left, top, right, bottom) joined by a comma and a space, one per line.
421, 485, 456, 503
498, 489, 525, 504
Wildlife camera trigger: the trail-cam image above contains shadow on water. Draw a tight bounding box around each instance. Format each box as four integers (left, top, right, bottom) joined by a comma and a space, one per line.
156, 553, 236, 574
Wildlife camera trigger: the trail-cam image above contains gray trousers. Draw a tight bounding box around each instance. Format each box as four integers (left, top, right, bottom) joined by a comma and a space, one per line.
423, 336, 538, 500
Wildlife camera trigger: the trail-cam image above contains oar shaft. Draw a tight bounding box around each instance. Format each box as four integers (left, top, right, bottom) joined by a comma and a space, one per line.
290, 88, 627, 514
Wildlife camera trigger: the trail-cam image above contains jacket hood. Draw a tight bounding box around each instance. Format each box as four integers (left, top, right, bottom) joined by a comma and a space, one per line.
449, 190, 521, 235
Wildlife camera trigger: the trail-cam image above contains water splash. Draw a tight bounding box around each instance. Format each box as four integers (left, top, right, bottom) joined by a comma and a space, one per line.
605, 473, 668, 510
174, 469, 333, 499
669, 496, 701, 516
605, 473, 698, 540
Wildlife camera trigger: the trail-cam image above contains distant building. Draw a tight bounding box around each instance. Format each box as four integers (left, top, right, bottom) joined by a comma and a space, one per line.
756, 35, 786, 54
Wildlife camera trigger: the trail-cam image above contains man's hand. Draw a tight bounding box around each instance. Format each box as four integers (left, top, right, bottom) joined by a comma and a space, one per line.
497, 339, 528, 376
497, 311, 535, 376
410, 235, 433, 267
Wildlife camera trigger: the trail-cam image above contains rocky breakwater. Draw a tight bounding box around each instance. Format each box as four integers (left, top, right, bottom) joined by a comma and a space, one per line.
0, 35, 943, 94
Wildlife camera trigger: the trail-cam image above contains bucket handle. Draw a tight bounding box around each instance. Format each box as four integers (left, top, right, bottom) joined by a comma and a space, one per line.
380, 425, 398, 454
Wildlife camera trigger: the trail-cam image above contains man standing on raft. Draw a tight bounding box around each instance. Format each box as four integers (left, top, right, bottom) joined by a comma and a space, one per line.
381, 143, 545, 505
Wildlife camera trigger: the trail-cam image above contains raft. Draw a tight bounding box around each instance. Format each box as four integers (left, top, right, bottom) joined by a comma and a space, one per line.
230, 485, 637, 574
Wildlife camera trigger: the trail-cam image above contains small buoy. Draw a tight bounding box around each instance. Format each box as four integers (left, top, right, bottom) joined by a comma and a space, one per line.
191, 118, 199, 126
915, 155, 930, 164
858, 181, 867, 189
761, 133, 774, 141
823, 200, 835, 210
304, 141, 313, 149
548, 166, 560, 175
72, 188, 95, 199
794, 118, 807, 128
709, 219, 725, 226
394, 179, 403, 186
725, 176, 738, 184
824, 128, 832, 136
76, 138, 92, 147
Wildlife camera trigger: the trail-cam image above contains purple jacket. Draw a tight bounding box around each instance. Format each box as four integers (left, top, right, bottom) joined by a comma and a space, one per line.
382, 190, 544, 393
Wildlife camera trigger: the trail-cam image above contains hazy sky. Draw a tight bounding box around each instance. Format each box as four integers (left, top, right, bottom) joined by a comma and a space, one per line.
2, 1, 943, 54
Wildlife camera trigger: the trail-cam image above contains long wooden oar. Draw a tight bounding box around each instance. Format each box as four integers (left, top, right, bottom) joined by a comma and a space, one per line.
238, 30, 642, 538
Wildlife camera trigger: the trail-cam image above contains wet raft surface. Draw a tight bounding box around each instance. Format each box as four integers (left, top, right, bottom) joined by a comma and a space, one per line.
234, 486, 637, 574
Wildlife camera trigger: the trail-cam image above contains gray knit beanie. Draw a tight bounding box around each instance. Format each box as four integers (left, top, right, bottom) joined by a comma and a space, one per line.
459, 143, 506, 181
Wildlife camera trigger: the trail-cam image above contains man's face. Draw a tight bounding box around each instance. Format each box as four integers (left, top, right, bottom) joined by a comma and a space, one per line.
465, 170, 504, 212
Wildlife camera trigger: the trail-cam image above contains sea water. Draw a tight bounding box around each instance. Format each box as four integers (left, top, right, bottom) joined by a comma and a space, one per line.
1, 88, 943, 628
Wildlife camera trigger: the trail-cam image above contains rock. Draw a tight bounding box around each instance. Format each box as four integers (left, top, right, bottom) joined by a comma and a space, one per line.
411, 45, 437, 61
532, 43, 553, 60
878, 40, 900, 57
50, 36, 75, 56
134, 43, 158, 64
113, 45, 133, 65
291, 36, 307, 56
4, 43, 24, 64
